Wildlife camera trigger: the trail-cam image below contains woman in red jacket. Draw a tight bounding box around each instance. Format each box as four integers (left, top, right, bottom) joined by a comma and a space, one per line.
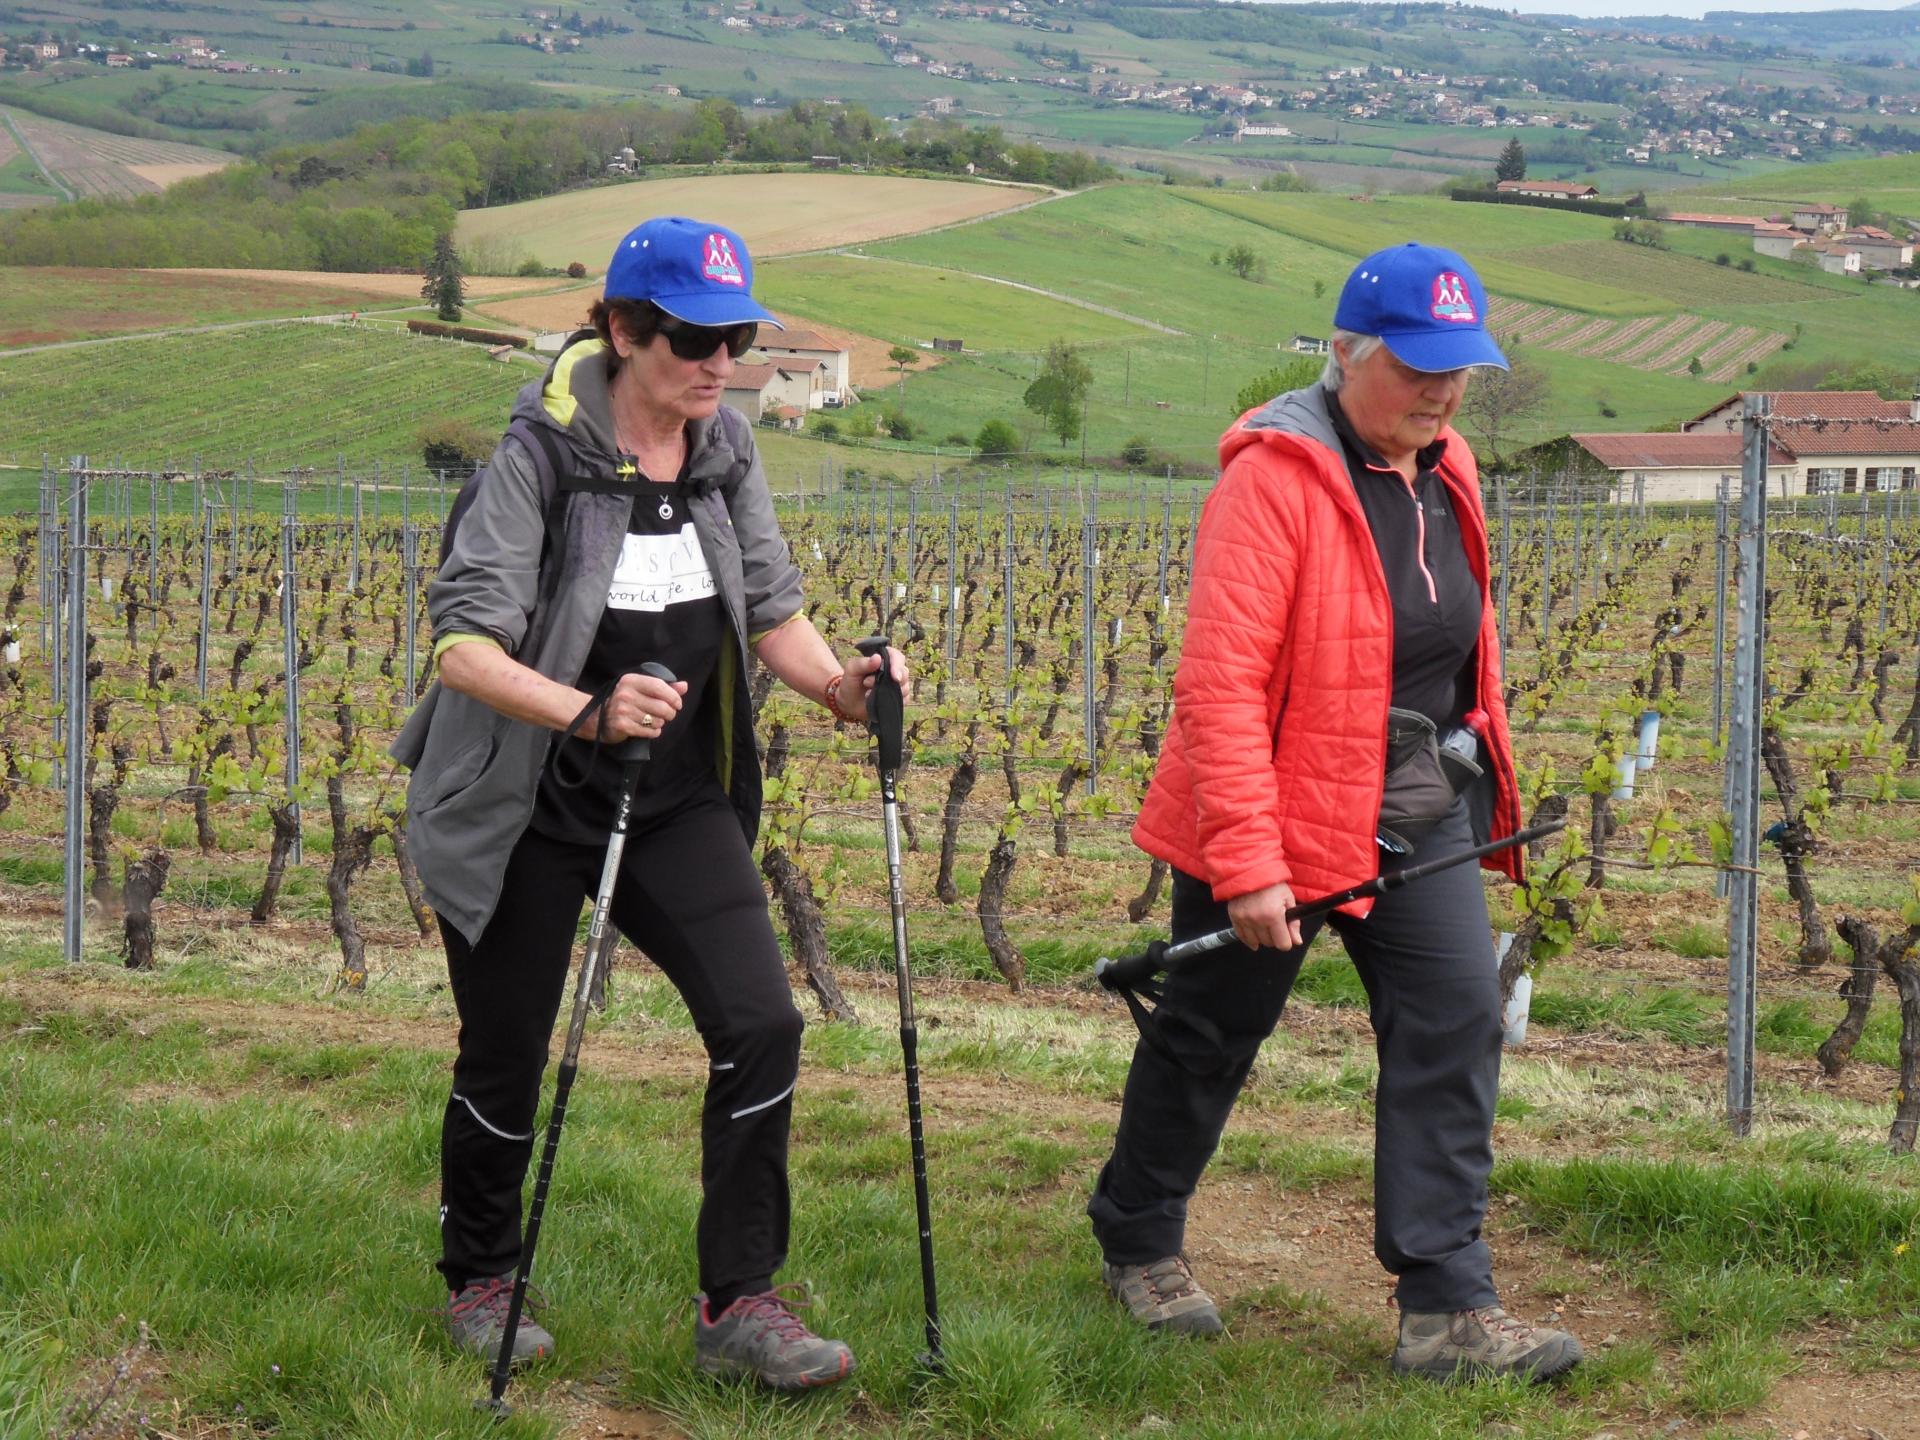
1087, 244, 1583, 1384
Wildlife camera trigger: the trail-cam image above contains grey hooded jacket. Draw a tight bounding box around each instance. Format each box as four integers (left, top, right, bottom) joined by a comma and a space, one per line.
390, 334, 805, 946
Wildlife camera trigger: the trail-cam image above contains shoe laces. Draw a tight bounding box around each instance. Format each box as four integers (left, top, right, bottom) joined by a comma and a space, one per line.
724, 1284, 816, 1341
446, 1275, 545, 1322
1463, 1305, 1535, 1344
1142, 1256, 1202, 1303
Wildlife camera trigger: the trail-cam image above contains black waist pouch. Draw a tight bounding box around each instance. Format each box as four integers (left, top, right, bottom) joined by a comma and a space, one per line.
1378, 707, 1483, 856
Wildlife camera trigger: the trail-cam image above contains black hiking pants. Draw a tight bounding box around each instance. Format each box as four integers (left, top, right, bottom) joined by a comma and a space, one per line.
1087, 797, 1503, 1313
436, 792, 802, 1309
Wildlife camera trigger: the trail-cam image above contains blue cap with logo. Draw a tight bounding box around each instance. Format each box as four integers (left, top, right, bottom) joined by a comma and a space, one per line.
603, 216, 783, 330
1333, 243, 1506, 373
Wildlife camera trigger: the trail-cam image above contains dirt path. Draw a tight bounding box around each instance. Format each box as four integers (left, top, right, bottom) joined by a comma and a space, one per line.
831, 252, 1187, 337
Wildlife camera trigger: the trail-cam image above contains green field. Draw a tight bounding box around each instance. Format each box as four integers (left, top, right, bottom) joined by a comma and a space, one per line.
5, 171, 1912, 474
0, 268, 417, 348
1680, 152, 1920, 214
757, 255, 1157, 351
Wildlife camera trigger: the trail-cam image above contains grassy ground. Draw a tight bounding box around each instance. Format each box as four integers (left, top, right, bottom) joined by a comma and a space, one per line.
2, 897, 1916, 1440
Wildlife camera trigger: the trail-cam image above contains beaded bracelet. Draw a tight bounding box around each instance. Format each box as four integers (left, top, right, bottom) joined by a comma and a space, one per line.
822, 672, 860, 724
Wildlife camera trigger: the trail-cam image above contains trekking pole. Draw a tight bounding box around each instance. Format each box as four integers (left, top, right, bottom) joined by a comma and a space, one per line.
854, 634, 942, 1375
1094, 819, 1566, 996
481, 662, 677, 1419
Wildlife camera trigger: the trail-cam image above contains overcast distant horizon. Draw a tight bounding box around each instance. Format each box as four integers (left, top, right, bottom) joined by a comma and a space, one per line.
1252, 0, 1917, 22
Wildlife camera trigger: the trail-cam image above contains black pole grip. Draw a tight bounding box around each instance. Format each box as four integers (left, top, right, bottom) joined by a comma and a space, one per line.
855, 636, 904, 772
611, 662, 679, 765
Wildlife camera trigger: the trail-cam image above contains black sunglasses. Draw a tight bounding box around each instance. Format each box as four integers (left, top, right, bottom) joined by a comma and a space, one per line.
655, 313, 758, 362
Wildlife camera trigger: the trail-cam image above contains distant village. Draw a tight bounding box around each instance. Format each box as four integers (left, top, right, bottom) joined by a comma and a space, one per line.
687, 0, 1919, 171
1, 32, 272, 74
1492, 180, 1916, 279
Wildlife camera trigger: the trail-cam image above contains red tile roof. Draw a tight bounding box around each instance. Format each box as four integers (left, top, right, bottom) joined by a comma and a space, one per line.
1496, 180, 1596, 196
759, 330, 846, 354
723, 363, 781, 392
1572, 433, 1792, 468
1776, 419, 1920, 457
1684, 391, 1908, 426
1661, 211, 1770, 228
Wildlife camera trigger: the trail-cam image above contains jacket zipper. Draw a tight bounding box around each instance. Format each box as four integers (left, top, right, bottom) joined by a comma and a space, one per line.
1380, 465, 1439, 605
1410, 492, 1437, 605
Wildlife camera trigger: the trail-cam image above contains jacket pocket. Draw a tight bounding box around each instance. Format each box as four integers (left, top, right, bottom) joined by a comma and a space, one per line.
411, 733, 495, 817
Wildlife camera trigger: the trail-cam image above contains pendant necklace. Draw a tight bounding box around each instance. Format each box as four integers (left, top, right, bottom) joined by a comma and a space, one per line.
658, 494, 675, 522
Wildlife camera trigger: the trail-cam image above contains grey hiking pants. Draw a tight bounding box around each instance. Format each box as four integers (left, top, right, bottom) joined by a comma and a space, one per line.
1087, 797, 1503, 1313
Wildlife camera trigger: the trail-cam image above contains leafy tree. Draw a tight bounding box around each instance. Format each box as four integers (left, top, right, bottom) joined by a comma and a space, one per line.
1458, 343, 1552, 468
1818, 361, 1911, 399
419, 418, 494, 475
888, 344, 917, 394
975, 418, 1021, 457
1120, 435, 1153, 468
422, 231, 465, 321
1232, 356, 1321, 415
1495, 138, 1526, 183
810, 416, 840, 442
885, 411, 914, 441
1223, 243, 1264, 281
1023, 341, 1093, 447
1611, 218, 1668, 249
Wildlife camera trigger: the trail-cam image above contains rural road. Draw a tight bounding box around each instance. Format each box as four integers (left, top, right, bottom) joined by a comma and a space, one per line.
830, 251, 1186, 336
0, 106, 75, 203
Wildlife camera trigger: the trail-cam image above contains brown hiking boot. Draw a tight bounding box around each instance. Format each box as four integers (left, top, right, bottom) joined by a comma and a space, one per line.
1391, 1305, 1583, 1382
1102, 1255, 1225, 1336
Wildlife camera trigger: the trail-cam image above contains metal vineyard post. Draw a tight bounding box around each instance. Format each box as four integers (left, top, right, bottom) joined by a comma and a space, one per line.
1724, 394, 1770, 1138
1081, 515, 1096, 796
281, 496, 303, 867
63, 458, 88, 963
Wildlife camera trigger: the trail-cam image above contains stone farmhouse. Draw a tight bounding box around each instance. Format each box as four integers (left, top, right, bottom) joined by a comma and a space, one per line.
754, 331, 852, 406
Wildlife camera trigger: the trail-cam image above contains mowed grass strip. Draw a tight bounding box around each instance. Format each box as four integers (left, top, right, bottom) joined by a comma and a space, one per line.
455, 172, 1042, 273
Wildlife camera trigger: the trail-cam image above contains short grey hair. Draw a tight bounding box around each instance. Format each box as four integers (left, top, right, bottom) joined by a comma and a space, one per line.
1320, 329, 1385, 392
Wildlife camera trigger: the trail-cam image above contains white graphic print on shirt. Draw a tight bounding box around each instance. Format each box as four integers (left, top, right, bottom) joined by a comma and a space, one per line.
607, 523, 716, 613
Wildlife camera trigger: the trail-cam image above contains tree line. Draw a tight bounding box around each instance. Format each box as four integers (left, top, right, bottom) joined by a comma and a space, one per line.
0, 98, 1112, 272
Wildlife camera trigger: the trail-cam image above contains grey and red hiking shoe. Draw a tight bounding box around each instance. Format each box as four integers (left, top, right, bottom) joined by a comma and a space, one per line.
1102, 1255, 1226, 1336
1391, 1305, 1583, 1383
693, 1286, 855, 1391
445, 1275, 555, 1368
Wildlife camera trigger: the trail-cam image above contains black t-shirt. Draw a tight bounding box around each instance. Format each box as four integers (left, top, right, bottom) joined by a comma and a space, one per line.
1326, 392, 1483, 728
531, 465, 728, 844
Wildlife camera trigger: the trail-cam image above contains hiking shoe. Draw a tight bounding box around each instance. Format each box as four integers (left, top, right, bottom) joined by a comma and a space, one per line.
445, 1274, 555, 1368
693, 1285, 855, 1391
1102, 1255, 1226, 1336
1391, 1305, 1583, 1383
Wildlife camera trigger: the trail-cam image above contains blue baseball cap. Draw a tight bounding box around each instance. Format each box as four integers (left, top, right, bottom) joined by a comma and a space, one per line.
1333, 243, 1507, 373
602, 217, 783, 329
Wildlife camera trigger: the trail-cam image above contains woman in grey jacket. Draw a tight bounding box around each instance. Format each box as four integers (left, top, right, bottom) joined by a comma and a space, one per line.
393, 217, 904, 1391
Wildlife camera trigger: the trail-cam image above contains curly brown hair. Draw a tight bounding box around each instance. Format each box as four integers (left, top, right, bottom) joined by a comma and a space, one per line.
586, 297, 661, 378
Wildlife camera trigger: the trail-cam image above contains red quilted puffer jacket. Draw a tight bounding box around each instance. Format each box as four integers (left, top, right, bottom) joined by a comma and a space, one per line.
1132, 384, 1523, 914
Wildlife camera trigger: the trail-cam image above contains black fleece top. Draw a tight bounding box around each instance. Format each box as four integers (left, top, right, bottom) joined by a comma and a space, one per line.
1326, 393, 1482, 728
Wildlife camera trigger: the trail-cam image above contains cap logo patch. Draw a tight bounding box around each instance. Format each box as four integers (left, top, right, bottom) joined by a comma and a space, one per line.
702, 233, 745, 287
1430, 272, 1476, 324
